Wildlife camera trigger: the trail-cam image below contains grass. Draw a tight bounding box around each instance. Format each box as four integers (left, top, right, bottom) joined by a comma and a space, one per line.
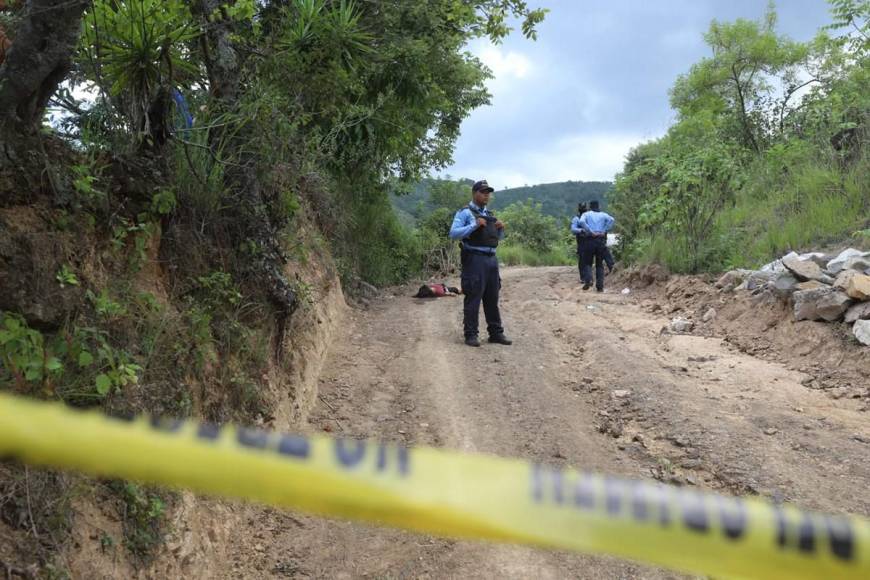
498, 243, 575, 267
718, 155, 869, 269
635, 150, 869, 273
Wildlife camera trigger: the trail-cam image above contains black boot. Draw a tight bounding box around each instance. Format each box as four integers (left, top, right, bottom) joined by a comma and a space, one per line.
465, 336, 481, 347
488, 334, 513, 345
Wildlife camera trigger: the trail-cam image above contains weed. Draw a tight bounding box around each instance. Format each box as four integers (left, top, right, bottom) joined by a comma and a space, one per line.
71, 162, 107, 209
86, 289, 127, 320
150, 189, 177, 216
292, 278, 314, 307
0, 312, 63, 391
0, 312, 142, 403
108, 481, 170, 563
55, 265, 79, 288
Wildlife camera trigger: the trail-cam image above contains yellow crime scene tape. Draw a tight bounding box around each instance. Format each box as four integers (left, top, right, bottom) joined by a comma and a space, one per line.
0, 392, 867, 580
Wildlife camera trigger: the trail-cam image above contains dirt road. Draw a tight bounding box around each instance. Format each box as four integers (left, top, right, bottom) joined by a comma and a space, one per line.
236, 266, 870, 578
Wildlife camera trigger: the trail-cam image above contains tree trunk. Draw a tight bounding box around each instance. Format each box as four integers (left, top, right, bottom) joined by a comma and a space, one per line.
0, 0, 88, 128
192, 0, 298, 347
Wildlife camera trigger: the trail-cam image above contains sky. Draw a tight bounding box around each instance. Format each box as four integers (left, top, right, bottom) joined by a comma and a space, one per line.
440, 0, 835, 190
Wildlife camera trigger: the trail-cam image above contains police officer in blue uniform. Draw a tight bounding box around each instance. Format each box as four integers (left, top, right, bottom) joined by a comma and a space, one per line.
448, 180, 512, 347
578, 200, 616, 292
570, 202, 592, 287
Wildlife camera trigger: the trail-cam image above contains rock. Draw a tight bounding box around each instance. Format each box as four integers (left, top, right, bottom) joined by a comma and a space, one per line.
846, 275, 870, 301
816, 291, 853, 321
793, 288, 829, 320
795, 281, 826, 291
793, 287, 851, 321
833, 269, 858, 291
782, 254, 833, 283
843, 257, 870, 275
702, 307, 717, 322
761, 252, 799, 274
670, 317, 694, 333
845, 302, 870, 323
611, 389, 631, 399
764, 427, 778, 435
773, 273, 799, 296
854, 320, 870, 346
357, 280, 379, 297
827, 248, 867, 274
800, 252, 829, 267
739, 271, 776, 292
716, 269, 750, 288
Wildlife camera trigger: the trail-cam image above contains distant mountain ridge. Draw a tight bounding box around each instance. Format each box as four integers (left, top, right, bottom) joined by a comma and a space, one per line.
392, 179, 613, 222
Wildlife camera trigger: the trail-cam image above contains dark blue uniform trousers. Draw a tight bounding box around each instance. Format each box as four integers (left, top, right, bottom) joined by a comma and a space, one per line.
460, 251, 504, 338
582, 237, 615, 291
577, 236, 592, 284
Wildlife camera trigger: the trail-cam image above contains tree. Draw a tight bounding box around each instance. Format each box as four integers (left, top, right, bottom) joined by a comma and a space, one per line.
0, 0, 88, 140
669, 4, 807, 153
498, 199, 560, 254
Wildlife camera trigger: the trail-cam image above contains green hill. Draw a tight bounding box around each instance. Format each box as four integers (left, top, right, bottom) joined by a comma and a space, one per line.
392, 179, 612, 221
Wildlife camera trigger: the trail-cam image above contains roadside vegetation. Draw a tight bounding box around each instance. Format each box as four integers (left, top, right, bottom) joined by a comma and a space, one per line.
0, 0, 546, 571
611, 0, 869, 273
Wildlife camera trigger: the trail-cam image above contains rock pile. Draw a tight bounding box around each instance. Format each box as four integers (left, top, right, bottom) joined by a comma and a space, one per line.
716, 248, 870, 346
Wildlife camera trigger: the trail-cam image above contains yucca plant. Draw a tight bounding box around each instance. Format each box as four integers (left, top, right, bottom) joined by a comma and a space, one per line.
80, 0, 199, 144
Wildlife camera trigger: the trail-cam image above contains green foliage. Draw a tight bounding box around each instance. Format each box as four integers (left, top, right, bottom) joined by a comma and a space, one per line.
393, 178, 612, 221
71, 163, 105, 205
0, 312, 140, 401
614, 1, 869, 273
194, 271, 243, 310
489, 181, 612, 217
109, 481, 169, 561
80, 0, 198, 142
0, 313, 62, 389
87, 288, 127, 319
669, 5, 808, 152
497, 244, 573, 267
498, 199, 561, 254
56, 265, 80, 288
150, 189, 177, 216
417, 206, 460, 273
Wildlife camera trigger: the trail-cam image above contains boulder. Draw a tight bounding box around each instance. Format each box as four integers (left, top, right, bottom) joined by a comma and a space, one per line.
793, 287, 852, 321
670, 317, 694, 333
800, 253, 830, 267
795, 281, 826, 291
702, 307, 717, 322
715, 269, 751, 289
794, 288, 830, 321
846, 274, 870, 301
782, 254, 833, 284
816, 291, 853, 321
854, 320, 870, 346
827, 248, 867, 274
761, 252, 799, 274
740, 271, 776, 291
845, 302, 870, 324
833, 270, 858, 291
773, 273, 799, 296
843, 256, 870, 273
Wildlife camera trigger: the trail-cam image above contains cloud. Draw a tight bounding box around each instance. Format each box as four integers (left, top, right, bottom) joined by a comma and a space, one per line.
473, 41, 533, 81
442, 132, 661, 190
442, 0, 832, 189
